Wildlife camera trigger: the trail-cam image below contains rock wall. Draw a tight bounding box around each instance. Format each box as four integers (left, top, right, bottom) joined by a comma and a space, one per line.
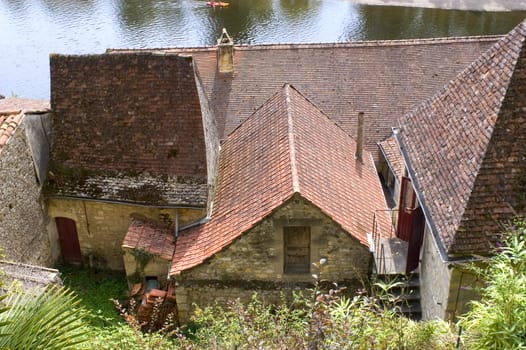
47, 198, 205, 270
175, 196, 372, 322
0, 115, 55, 266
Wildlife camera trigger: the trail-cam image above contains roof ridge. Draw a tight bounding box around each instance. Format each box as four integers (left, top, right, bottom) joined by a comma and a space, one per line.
284, 84, 300, 193
107, 35, 501, 54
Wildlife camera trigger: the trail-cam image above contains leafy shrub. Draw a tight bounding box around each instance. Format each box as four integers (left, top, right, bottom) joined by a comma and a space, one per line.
173, 262, 456, 349
459, 219, 526, 349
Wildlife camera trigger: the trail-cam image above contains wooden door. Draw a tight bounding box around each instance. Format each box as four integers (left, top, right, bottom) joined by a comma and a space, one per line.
55, 217, 82, 264
405, 206, 425, 273
396, 176, 416, 242
284, 227, 310, 273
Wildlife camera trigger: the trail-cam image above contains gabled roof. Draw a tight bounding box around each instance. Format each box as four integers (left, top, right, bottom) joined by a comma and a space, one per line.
170, 84, 391, 275
122, 218, 175, 261
0, 98, 49, 154
47, 53, 208, 206
397, 19, 526, 257
113, 36, 499, 160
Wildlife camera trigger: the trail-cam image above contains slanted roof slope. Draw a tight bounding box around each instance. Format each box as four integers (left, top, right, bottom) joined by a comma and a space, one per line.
114, 36, 500, 160
379, 135, 404, 180
397, 19, 526, 256
0, 98, 50, 154
170, 84, 391, 275
122, 218, 175, 261
48, 53, 208, 206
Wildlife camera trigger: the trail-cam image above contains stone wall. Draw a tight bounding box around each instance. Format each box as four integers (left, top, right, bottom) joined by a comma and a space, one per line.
193, 62, 219, 213
47, 198, 205, 270
0, 116, 56, 266
420, 223, 451, 320
123, 249, 171, 288
445, 265, 482, 321
420, 222, 484, 321
175, 196, 372, 322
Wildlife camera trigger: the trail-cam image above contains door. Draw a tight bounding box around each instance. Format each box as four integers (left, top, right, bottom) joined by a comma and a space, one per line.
55, 217, 82, 264
396, 176, 416, 241
405, 206, 425, 273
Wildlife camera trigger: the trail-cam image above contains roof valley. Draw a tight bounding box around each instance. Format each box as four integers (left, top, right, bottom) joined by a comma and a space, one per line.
285, 84, 300, 194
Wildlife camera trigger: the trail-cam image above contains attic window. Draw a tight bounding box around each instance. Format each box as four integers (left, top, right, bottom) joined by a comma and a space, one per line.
284, 226, 311, 274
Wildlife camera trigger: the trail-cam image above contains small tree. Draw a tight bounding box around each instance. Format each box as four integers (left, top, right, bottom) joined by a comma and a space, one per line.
459, 219, 526, 349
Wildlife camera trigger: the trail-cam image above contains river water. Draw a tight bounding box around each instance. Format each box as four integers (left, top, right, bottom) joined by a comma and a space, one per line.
1, 0, 525, 99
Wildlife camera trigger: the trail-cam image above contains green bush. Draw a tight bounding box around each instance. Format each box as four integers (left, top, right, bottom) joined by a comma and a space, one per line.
173, 264, 455, 349
459, 219, 526, 349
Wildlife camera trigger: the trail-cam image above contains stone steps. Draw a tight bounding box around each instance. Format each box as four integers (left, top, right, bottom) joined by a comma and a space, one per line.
375, 272, 421, 321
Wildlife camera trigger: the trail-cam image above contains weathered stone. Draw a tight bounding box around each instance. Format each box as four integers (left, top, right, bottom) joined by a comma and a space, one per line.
47, 198, 205, 270
174, 197, 372, 323
0, 116, 55, 266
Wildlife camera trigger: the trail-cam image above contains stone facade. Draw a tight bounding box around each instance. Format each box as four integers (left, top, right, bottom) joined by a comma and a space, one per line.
419, 224, 451, 320
193, 63, 219, 213
174, 196, 372, 323
47, 198, 205, 270
123, 249, 172, 288
419, 223, 483, 321
0, 115, 56, 266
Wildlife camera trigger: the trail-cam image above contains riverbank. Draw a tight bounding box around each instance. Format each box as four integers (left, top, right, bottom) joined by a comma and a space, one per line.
349, 0, 526, 12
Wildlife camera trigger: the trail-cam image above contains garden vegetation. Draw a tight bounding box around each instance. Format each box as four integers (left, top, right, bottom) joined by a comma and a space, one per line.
0, 220, 524, 349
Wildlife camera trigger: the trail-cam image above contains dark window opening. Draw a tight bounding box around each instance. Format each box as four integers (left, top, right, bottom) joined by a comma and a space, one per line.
145, 276, 159, 292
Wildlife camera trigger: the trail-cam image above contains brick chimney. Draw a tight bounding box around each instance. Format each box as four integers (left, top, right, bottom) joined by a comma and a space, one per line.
217, 28, 234, 74
355, 112, 364, 162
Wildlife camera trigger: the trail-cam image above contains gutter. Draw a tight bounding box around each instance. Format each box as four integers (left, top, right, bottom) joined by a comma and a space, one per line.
45, 194, 206, 210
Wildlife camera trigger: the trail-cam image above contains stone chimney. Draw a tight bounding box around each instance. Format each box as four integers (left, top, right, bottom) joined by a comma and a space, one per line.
355, 112, 364, 162
217, 28, 234, 74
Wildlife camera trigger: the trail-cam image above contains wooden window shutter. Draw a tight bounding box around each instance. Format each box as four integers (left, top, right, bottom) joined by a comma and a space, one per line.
284, 226, 311, 273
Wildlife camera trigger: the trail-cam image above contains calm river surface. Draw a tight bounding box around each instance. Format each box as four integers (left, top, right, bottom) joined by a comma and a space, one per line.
1, 0, 525, 99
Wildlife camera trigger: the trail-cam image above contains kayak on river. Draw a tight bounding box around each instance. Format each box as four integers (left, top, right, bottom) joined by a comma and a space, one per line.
206, 1, 230, 7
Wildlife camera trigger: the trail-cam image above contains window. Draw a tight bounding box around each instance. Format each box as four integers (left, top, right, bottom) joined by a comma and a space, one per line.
284, 226, 311, 273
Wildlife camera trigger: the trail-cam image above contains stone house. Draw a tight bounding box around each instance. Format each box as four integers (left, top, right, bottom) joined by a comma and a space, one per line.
0, 98, 57, 266
46, 53, 216, 271
169, 85, 391, 322
378, 20, 526, 320
6, 18, 522, 323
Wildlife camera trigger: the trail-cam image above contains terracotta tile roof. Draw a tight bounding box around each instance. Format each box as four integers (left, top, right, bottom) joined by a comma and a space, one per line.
397, 19, 526, 257
122, 218, 175, 261
170, 84, 391, 275
378, 135, 404, 180
48, 53, 208, 206
113, 36, 499, 160
0, 97, 50, 115
0, 98, 50, 154
0, 112, 24, 154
